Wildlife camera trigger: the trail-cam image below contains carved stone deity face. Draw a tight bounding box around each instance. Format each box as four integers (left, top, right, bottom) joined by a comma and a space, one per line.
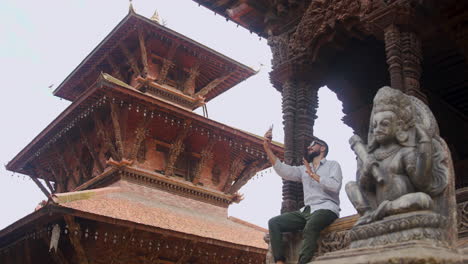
372, 110, 398, 145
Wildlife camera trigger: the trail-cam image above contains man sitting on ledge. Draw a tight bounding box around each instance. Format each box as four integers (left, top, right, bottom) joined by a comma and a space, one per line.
263, 128, 342, 264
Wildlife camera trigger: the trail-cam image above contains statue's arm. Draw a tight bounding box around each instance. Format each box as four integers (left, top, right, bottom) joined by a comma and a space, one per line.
407, 124, 433, 192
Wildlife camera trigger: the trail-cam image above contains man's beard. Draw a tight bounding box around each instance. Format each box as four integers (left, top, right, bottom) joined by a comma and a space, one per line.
305, 150, 320, 162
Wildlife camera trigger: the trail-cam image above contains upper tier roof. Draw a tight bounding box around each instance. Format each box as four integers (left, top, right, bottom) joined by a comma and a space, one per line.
53, 9, 256, 107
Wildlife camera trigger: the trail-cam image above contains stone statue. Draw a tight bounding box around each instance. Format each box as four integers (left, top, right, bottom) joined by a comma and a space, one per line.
345, 86, 456, 247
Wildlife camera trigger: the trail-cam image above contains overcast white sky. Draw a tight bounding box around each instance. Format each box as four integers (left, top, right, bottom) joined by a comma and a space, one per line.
0, 0, 357, 230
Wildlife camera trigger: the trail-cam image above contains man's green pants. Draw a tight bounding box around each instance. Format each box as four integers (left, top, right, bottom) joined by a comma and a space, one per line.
268, 207, 337, 264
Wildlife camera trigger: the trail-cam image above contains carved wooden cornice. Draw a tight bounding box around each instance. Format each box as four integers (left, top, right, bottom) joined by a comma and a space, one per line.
119, 167, 235, 207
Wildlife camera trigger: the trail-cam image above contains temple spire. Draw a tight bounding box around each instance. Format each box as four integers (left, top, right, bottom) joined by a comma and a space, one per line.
128, 0, 135, 14
151, 9, 161, 24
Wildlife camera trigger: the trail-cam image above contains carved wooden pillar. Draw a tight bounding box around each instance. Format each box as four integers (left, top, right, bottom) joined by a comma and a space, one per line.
294, 81, 319, 208
401, 31, 426, 103
384, 24, 404, 91
281, 80, 298, 213
385, 25, 426, 103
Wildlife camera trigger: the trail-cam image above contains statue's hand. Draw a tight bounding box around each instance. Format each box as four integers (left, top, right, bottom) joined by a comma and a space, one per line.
349, 134, 363, 149
415, 123, 431, 143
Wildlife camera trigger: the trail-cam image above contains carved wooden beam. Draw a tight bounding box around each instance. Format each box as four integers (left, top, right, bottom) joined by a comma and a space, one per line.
401, 31, 425, 102
78, 125, 104, 173
129, 116, 151, 161
195, 72, 232, 97
165, 121, 191, 176
109, 103, 125, 159
54, 147, 79, 187
138, 29, 149, 78
192, 139, 216, 184
47, 161, 65, 193
93, 112, 121, 161
183, 63, 200, 95
30, 173, 51, 198
119, 42, 141, 77
157, 42, 179, 84
106, 56, 125, 81
223, 154, 246, 192
229, 159, 268, 194
64, 216, 89, 264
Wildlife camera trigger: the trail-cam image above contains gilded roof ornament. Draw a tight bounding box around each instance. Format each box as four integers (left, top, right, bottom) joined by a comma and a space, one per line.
150, 9, 161, 24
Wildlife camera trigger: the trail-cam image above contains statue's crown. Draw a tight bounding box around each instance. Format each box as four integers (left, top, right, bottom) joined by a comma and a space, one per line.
373, 86, 413, 126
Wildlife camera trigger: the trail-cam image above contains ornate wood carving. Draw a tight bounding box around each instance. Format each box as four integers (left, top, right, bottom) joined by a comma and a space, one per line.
223, 155, 246, 192
192, 139, 216, 184
384, 24, 404, 91
129, 116, 151, 161
228, 159, 268, 194
93, 112, 120, 161
268, 32, 289, 68
138, 29, 149, 78
195, 73, 232, 97
458, 200, 468, 236
158, 42, 179, 84
288, 0, 372, 60
183, 63, 200, 95
110, 103, 125, 159
78, 125, 104, 173
165, 121, 191, 176
401, 31, 425, 102
119, 42, 141, 77
64, 216, 89, 264
54, 147, 79, 188
106, 56, 125, 81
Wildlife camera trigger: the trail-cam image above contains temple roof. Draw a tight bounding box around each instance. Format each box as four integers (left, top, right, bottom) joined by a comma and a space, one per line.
53, 10, 256, 105
0, 181, 268, 252
7, 73, 284, 177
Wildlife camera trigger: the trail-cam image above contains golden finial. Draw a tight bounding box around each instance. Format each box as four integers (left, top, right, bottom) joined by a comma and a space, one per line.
150, 9, 161, 24
129, 0, 135, 14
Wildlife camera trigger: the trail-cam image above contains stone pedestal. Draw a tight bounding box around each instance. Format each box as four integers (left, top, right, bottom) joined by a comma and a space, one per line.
312, 240, 467, 264
349, 211, 448, 248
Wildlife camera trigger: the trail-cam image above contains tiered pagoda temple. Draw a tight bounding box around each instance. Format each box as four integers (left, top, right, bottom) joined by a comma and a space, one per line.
0, 7, 284, 264
194, 0, 468, 255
